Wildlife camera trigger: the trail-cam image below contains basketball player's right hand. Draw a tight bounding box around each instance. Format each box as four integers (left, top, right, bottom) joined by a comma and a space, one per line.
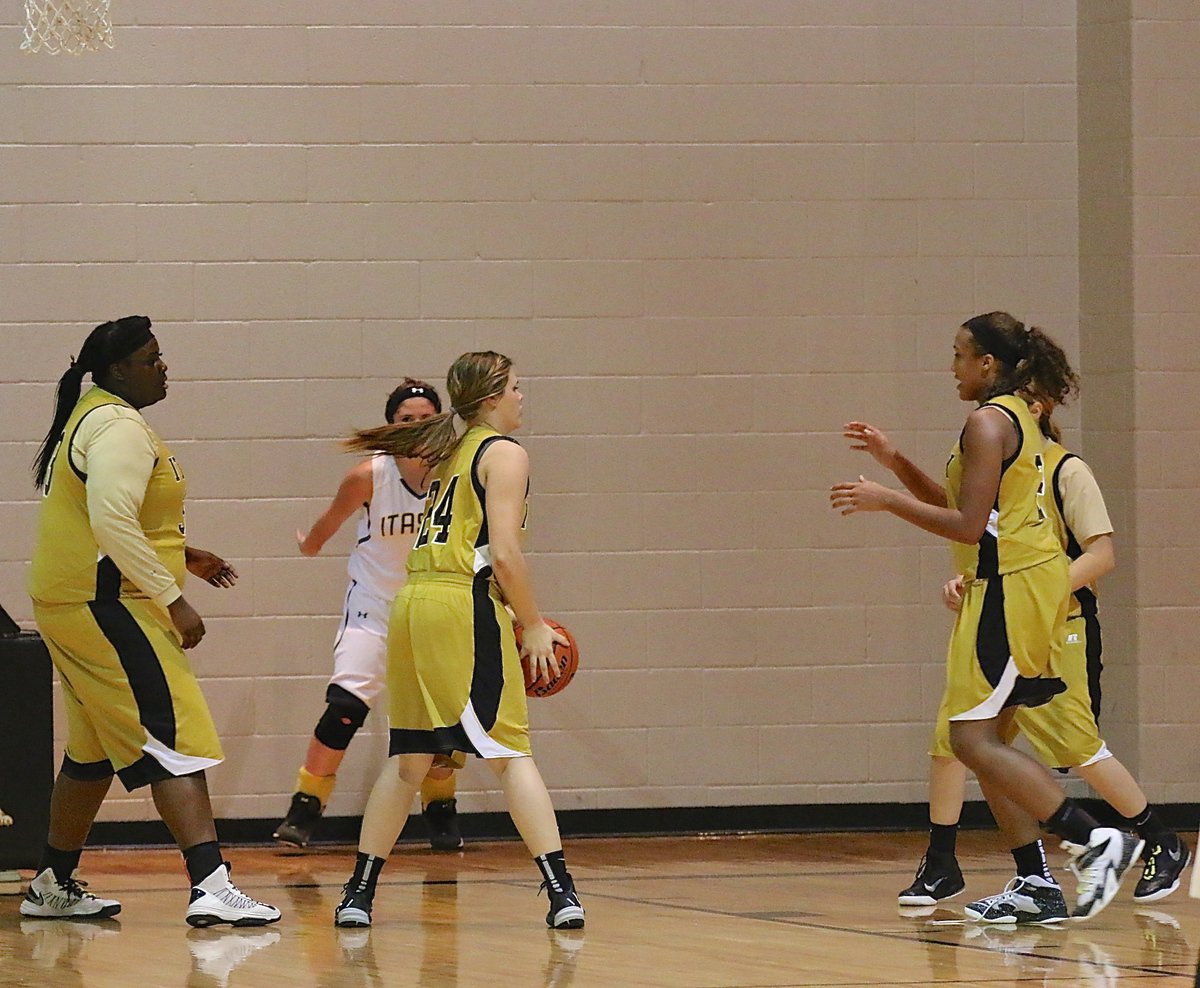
843, 421, 897, 468
296, 529, 318, 556
520, 621, 567, 685
942, 576, 965, 613
167, 596, 206, 649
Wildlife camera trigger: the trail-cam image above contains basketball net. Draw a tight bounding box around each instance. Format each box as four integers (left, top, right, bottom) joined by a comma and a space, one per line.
21, 0, 113, 54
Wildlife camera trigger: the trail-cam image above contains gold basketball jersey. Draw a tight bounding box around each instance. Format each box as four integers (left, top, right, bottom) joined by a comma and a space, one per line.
407, 425, 526, 580
945, 393, 1060, 580
28, 386, 187, 604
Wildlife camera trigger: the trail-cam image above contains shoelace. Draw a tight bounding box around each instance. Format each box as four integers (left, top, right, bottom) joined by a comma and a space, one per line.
910, 854, 929, 882
1067, 842, 1105, 900
215, 881, 269, 911
342, 878, 372, 898
974, 876, 1026, 911
57, 877, 94, 902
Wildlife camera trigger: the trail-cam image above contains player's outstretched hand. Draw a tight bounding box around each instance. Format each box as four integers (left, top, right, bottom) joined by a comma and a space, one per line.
830, 476, 893, 515
185, 546, 238, 588
843, 421, 898, 470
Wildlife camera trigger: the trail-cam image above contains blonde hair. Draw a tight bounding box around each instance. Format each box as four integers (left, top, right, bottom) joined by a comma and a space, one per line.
346, 351, 512, 465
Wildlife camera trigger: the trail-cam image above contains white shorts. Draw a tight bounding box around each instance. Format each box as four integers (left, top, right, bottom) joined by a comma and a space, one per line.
329, 581, 392, 706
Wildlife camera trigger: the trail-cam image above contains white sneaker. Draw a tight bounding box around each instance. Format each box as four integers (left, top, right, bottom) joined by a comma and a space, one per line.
19, 868, 121, 919
185, 863, 281, 928
1067, 828, 1145, 920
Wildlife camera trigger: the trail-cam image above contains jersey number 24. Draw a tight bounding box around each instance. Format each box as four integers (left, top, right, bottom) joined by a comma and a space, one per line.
413, 475, 459, 549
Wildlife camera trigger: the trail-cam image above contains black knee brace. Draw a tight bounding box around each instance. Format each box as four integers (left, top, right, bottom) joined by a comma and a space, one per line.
314, 684, 370, 750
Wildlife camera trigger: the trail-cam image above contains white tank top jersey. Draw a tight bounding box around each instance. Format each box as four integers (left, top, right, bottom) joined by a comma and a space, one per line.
345, 455, 427, 600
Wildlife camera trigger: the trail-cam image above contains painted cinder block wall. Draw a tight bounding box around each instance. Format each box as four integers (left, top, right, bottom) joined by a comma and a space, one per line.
2, 1, 1188, 825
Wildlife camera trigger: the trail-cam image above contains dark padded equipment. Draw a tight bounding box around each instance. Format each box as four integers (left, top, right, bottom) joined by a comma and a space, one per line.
314, 684, 370, 751
0, 607, 54, 870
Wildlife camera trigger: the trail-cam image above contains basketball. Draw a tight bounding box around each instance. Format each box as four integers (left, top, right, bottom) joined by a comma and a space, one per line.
514, 619, 579, 698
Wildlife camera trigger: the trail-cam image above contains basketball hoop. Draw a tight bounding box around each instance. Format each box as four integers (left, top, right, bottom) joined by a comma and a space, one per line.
21, 0, 113, 54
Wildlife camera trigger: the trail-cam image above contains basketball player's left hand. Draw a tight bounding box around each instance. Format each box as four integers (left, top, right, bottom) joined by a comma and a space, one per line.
520, 621, 567, 685
829, 476, 892, 514
185, 547, 239, 588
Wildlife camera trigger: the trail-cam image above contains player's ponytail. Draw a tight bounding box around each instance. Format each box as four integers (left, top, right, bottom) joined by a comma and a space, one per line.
347, 351, 513, 466
1021, 325, 1079, 409
964, 311, 1078, 408
32, 315, 153, 490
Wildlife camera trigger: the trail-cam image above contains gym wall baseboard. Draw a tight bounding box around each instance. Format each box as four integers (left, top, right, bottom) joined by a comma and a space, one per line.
85, 800, 1200, 848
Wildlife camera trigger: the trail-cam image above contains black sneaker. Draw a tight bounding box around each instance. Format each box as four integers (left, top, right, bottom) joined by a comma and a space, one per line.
273, 792, 322, 848
333, 882, 374, 928
422, 799, 464, 852
540, 880, 585, 929
897, 854, 965, 906
1134, 835, 1190, 902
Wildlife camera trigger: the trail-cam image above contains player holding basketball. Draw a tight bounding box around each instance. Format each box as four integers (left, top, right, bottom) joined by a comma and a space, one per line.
332, 351, 585, 930
832, 312, 1143, 921
273, 379, 466, 851
24, 316, 279, 927
847, 394, 1189, 922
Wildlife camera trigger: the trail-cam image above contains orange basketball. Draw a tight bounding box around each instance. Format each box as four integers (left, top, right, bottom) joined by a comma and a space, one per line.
514, 619, 579, 698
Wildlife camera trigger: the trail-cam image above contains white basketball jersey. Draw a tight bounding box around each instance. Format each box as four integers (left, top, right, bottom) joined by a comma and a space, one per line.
345, 455, 427, 599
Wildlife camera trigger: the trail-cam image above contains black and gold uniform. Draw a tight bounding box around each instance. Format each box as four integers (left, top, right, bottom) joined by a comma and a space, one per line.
28, 386, 223, 790
932, 439, 1112, 765
937, 393, 1070, 722
1010, 441, 1111, 765
387, 424, 531, 759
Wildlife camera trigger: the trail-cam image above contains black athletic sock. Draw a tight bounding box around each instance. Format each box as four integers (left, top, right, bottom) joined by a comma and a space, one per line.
1044, 798, 1100, 846
348, 851, 386, 896
1125, 805, 1171, 847
929, 823, 959, 859
39, 845, 82, 886
534, 849, 572, 893
182, 841, 223, 885
1011, 840, 1054, 882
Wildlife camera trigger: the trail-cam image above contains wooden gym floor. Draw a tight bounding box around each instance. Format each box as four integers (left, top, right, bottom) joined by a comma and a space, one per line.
1, 830, 1196, 987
